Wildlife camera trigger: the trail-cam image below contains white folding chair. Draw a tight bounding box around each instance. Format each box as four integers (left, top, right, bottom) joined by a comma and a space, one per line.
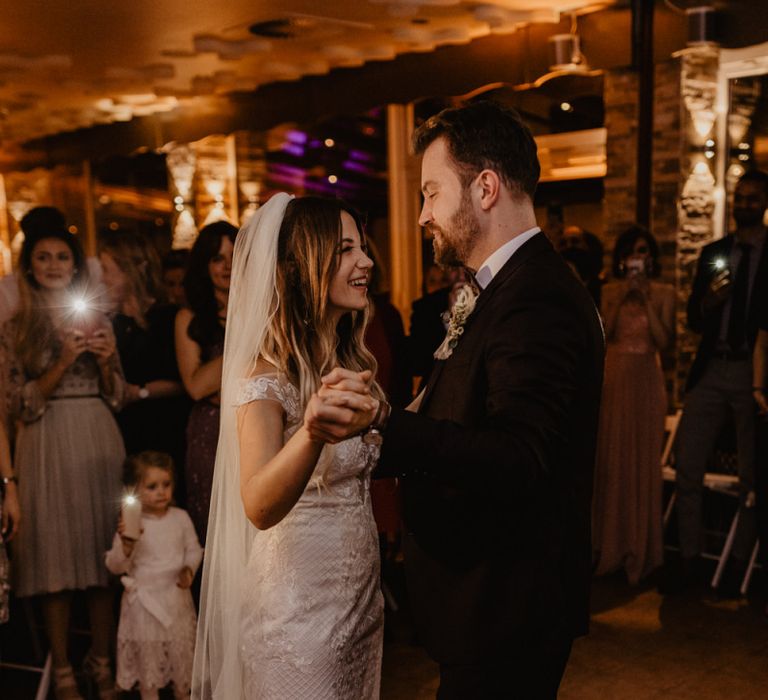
660, 409, 755, 590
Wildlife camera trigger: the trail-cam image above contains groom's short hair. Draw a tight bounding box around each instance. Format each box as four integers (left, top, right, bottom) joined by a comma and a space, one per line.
413, 100, 540, 200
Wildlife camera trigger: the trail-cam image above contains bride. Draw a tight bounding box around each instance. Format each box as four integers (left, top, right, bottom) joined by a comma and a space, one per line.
192, 193, 385, 699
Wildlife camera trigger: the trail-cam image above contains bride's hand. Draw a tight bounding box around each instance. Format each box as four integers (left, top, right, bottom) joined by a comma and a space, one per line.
304, 369, 378, 443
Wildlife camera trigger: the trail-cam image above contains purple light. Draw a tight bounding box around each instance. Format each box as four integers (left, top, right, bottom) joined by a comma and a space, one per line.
281, 144, 305, 158
286, 130, 308, 144
348, 149, 375, 163
342, 160, 373, 175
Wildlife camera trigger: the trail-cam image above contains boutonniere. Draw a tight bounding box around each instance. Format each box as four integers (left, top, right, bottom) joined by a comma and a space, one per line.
434, 284, 479, 360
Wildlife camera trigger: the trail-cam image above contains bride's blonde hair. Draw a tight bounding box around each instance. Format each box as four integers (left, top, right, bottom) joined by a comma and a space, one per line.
260, 196, 383, 407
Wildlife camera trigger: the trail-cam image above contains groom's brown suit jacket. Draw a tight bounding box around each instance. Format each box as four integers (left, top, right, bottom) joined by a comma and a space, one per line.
378, 233, 605, 664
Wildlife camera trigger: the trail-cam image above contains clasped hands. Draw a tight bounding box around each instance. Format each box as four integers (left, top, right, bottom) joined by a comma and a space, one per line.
304, 368, 378, 444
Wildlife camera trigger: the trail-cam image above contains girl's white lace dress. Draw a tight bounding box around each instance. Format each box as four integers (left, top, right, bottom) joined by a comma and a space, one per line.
237, 374, 384, 699
106, 506, 204, 693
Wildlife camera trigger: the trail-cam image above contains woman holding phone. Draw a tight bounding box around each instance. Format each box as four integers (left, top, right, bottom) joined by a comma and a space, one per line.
592, 225, 675, 584
0, 226, 125, 699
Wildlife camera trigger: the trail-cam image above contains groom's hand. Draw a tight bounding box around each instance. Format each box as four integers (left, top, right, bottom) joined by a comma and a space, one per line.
304, 368, 378, 443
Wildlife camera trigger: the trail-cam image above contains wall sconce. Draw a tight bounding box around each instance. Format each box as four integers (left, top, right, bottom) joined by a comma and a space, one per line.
239, 180, 261, 225
165, 143, 198, 249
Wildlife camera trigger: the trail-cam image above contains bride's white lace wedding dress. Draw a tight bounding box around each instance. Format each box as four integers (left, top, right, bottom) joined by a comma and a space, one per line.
236, 373, 384, 699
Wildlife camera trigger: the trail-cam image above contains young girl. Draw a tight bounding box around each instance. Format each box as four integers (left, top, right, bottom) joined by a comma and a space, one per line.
106, 451, 203, 700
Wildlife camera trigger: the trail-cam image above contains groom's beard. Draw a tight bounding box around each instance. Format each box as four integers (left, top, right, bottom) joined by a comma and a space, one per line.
430, 189, 480, 267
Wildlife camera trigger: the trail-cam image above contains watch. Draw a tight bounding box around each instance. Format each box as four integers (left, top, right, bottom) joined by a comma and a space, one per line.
362, 427, 383, 447
138, 385, 150, 400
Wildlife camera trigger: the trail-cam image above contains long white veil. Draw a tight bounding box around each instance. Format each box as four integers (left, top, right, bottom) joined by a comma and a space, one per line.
191, 192, 294, 700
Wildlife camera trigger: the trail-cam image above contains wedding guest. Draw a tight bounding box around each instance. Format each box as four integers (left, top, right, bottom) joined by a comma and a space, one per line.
106, 451, 202, 700
100, 231, 191, 497
561, 225, 604, 305
592, 225, 674, 583
0, 207, 106, 324
663, 170, 768, 595
423, 263, 448, 295
0, 226, 124, 699
162, 249, 190, 307
0, 422, 17, 625
175, 221, 236, 542
364, 246, 410, 559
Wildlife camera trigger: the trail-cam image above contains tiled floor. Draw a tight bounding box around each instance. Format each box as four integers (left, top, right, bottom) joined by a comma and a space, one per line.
380, 574, 768, 700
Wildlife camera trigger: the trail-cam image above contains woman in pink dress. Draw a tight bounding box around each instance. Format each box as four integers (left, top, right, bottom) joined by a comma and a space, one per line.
593, 226, 675, 583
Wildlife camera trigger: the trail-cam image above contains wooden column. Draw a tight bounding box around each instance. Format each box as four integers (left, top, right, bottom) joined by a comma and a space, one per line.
0, 174, 10, 274
386, 103, 422, 325
82, 160, 97, 256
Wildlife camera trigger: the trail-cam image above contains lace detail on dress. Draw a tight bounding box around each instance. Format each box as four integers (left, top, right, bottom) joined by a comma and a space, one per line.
236, 374, 301, 425
237, 375, 383, 699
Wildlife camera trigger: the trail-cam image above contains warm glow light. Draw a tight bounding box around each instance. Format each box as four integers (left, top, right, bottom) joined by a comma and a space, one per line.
560, 102, 573, 112
324, 138, 335, 147
124, 494, 136, 505
328, 175, 338, 184
72, 298, 88, 313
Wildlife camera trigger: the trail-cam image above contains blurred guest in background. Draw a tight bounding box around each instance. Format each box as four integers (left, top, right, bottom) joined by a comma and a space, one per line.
162, 249, 190, 307
175, 221, 236, 542
561, 225, 604, 305
423, 262, 448, 296
664, 170, 768, 596
100, 230, 191, 502
0, 207, 105, 324
1, 226, 124, 699
364, 242, 410, 561
0, 423, 17, 626
593, 225, 674, 584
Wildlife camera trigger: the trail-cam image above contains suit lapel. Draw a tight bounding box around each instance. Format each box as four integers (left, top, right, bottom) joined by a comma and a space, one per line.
417, 233, 553, 414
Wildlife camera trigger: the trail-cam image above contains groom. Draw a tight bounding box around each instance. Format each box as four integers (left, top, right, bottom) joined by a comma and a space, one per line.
308, 101, 604, 698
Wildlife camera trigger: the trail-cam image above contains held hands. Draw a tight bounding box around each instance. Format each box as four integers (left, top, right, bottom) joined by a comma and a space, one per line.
304, 368, 378, 444
177, 566, 194, 589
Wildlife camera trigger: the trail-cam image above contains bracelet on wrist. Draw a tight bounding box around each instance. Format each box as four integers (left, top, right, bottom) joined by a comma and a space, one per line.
2, 475, 18, 486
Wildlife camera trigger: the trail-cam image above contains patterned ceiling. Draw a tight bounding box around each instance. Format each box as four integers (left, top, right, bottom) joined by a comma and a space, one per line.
0, 0, 607, 146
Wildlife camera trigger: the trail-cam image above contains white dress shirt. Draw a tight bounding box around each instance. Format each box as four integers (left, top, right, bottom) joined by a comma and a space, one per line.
474, 227, 541, 290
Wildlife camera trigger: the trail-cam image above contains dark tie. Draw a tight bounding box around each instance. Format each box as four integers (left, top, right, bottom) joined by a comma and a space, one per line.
727, 242, 752, 351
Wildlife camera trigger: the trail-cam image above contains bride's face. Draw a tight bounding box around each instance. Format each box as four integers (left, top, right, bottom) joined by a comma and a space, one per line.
327, 211, 373, 318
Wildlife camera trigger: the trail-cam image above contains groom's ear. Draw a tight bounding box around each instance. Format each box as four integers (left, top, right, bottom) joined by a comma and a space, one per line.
476, 169, 500, 211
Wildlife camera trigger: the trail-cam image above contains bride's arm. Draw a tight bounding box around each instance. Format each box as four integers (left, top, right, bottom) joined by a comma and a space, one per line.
238, 400, 324, 530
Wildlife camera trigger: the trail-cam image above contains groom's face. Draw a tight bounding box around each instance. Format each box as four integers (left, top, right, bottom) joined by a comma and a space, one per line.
419, 137, 480, 267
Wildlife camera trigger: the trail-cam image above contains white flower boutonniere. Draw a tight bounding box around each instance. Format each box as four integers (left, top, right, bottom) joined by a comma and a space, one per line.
434, 284, 479, 360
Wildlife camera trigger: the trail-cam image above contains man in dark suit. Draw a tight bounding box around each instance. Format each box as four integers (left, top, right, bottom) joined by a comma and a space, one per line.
307, 101, 604, 698
666, 170, 768, 594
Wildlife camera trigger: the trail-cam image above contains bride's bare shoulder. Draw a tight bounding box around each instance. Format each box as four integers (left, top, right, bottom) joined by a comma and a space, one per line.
250, 357, 279, 378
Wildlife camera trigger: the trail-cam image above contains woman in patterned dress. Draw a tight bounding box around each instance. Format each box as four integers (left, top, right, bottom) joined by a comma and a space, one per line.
0, 227, 125, 699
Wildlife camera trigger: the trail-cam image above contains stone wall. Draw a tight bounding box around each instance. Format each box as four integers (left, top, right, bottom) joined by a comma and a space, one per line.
603, 58, 683, 402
